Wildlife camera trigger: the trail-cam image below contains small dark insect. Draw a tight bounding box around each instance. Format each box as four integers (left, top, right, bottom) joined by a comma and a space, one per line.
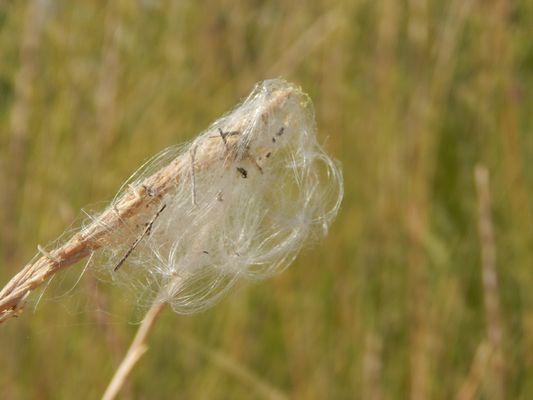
237, 167, 248, 178
203, 250, 210, 255
272, 137, 276, 143
114, 203, 167, 271
266, 152, 272, 158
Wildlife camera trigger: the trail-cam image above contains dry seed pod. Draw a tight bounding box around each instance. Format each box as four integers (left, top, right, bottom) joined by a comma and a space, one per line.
91, 79, 343, 313
0, 79, 343, 321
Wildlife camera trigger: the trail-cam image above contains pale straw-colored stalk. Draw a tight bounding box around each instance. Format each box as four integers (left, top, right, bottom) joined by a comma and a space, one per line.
473, 164, 505, 399
102, 300, 166, 400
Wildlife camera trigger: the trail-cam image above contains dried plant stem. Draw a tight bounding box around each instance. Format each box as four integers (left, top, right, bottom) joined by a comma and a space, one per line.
456, 340, 494, 400
94, 0, 122, 150
405, 3, 474, 398
473, 164, 505, 399
362, 330, 383, 400
0, 88, 293, 323
101, 300, 167, 400
104, 298, 288, 400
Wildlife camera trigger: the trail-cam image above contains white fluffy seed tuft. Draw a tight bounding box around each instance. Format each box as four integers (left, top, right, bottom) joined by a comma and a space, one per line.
88, 79, 343, 314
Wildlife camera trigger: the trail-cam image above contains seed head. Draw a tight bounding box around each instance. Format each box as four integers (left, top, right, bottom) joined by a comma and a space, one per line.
91, 79, 343, 314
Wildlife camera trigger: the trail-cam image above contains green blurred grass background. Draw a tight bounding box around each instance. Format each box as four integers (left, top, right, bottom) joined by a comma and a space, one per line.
0, 0, 532, 399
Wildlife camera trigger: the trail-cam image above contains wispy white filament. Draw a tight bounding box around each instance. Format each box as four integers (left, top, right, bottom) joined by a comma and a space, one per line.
89, 79, 343, 314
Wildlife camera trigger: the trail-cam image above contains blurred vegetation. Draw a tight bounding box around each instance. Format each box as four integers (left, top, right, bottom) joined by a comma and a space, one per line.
0, 0, 532, 399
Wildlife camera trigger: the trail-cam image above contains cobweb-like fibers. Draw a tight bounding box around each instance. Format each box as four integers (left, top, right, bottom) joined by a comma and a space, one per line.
87, 79, 343, 314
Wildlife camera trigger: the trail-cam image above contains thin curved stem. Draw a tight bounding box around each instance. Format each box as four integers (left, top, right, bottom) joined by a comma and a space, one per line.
101, 301, 167, 400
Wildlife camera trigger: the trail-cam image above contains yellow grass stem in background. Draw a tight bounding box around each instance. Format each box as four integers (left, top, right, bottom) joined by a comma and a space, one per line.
474, 165, 505, 399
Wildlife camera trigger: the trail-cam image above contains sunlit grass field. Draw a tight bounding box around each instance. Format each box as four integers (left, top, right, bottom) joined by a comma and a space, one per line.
0, 1, 532, 399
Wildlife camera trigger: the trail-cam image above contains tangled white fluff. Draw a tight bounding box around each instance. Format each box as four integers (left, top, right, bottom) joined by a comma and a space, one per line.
89, 79, 343, 314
